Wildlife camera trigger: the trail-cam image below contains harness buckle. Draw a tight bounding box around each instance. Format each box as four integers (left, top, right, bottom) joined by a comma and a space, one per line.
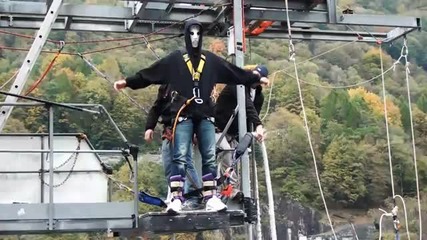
193, 72, 201, 81
178, 116, 187, 122
195, 98, 204, 104
170, 91, 179, 103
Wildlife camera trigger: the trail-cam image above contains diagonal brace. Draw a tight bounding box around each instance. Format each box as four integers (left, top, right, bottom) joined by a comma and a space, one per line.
0, 0, 64, 132
125, 1, 148, 32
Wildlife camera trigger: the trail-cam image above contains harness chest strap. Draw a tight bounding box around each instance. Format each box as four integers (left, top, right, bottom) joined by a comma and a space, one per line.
170, 53, 206, 143
183, 53, 206, 82
183, 53, 206, 104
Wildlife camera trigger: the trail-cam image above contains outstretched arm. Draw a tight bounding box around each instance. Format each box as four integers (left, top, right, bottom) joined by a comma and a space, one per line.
115, 52, 177, 91
214, 55, 267, 86
125, 56, 173, 89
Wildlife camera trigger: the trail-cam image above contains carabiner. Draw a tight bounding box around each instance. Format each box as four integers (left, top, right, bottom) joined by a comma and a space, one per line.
195, 98, 204, 104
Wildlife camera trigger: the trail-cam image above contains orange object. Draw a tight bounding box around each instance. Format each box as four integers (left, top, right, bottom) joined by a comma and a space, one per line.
221, 184, 233, 197
245, 21, 274, 35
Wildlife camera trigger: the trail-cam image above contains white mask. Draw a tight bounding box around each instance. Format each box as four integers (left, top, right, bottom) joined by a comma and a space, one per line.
189, 25, 200, 48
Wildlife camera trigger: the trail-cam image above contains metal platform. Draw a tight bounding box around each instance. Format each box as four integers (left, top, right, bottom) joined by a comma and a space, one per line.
0, 0, 421, 42
116, 210, 245, 237
0, 205, 244, 236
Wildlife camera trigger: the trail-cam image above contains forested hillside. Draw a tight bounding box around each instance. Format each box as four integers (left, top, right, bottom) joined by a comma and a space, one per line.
0, 0, 426, 239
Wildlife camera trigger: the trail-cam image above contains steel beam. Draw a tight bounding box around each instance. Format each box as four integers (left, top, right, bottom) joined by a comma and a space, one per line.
129, 0, 327, 10
337, 14, 420, 28
0, 202, 134, 220
258, 28, 386, 42
0, 0, 63, 132
0, 2, 421, 29
0, 17, 401, 42
125, 1, 149, 32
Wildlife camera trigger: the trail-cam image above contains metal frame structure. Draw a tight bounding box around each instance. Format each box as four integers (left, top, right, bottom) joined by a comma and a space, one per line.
0, 0, 421, 41
0, 93, 246, 237
0, 95, 140, 233
0, 0, 422, 237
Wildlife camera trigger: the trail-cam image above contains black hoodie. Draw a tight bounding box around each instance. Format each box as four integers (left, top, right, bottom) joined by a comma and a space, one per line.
214, 84, 264, 137
125, 20, 262, 122
145, 84, 172, 131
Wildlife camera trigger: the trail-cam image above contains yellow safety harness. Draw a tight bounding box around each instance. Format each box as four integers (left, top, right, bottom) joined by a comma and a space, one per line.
183, 53, 206, 104
171, 53, 206, 143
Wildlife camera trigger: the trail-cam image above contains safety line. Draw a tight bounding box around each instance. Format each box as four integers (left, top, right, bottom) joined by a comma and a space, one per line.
401, 37, 422, 239
283, 0, 337, 238
25, 42, 65, 96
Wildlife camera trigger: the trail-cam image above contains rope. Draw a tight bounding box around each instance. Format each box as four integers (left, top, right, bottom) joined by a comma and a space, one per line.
260, 71, 276, 122
378, 40, 409, 240
0, 45, 77, 55
378, 202, 407, 240
78, 53, 149, 114
395, 194, 411, 239
0, 29, 62, 45
379, 41, 396, 206
25, 42, 65, 96
0, 70, 18, 90
283, 0, 337, 238
80, 35, 181, 55
0, 35, 181, 56
268, 59, 401, 91
401, 37, 422, 239
260, 40, 360, 121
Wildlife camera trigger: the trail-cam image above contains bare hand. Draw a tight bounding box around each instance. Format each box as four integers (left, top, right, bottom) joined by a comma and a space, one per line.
114, 80, 127, 91
260, 77, 269, 86
144, 129, 154, 143
254, 125, 265, 142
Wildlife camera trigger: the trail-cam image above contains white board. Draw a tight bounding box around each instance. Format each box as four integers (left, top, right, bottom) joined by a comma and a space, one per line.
0, 135, 108, 204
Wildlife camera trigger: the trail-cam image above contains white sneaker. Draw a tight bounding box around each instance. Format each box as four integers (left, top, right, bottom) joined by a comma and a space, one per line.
205, 195, 227, 212
166, 199, 182, 214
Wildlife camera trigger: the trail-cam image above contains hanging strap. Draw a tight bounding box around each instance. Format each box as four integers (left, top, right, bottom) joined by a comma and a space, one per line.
182, 53, 206, 104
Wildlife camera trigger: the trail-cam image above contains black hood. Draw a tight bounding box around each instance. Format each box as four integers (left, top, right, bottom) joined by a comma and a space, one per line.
184, 19, 203, 65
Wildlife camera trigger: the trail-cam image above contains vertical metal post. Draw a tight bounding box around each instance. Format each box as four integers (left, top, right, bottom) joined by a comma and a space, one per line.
48, 105, 54, 230
108, 178, 112, 202
0, 0, 63, 132
40, 136, 45, 203
327, 0, 337, 23
232, 0, 252, 239
253, 155, 262, 240
133, 152, 138, 228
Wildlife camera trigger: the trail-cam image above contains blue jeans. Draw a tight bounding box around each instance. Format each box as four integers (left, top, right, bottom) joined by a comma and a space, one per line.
171, 118, 217, 180
162, 139, 200, 193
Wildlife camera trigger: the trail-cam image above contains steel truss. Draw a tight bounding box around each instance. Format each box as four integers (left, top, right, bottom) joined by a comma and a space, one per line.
0, 0, 421, 42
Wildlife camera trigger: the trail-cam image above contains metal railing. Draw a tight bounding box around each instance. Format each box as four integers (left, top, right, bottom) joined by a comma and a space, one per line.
0, 90, 140, 230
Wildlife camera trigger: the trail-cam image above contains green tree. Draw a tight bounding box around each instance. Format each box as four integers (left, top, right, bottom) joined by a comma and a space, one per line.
321, 136, 367, 207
